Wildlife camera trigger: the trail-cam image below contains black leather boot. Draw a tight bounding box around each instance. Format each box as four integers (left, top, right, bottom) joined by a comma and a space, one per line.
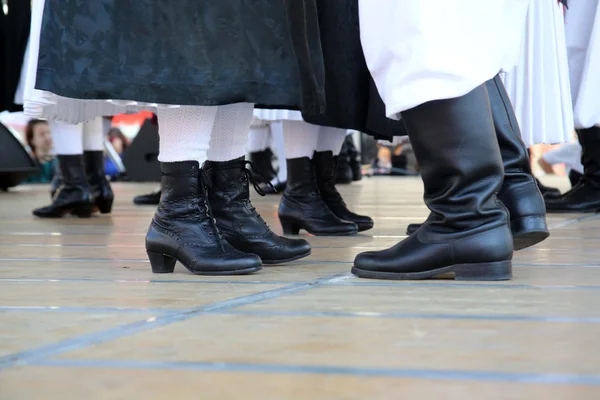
545, 126, 600, 213
259, 179, 286, 194
345, 135, 363, 181
33, 155, 94, 218
50, 170, 62, 199
133, 190, 161, 205
336, 141, 354, 184
353, 85, 513, 280
278, 157, 357, 236
145, 161, 262, 275
205, 157, 311, 264
249, 149, 276, 183
84, 151, 114, 214
535, 177, 561, 199
405, 75, 549, 250
313, 151, 374, 232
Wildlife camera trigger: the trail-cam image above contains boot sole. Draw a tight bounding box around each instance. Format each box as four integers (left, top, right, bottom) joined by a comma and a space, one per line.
511, 216, 550, 251
33, 204, 94, 219
261, 249, 312, 265
96, 197, 114, 214
351, 260, 512, 281
147, 251, 262, 276
280, 218, 358, 236
546, 208, 600, 214
356, 222, 375, 232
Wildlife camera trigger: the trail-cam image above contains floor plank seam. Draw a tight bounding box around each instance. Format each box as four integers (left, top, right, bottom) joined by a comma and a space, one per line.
29, 358, 600, 386
0, 273, 348, 370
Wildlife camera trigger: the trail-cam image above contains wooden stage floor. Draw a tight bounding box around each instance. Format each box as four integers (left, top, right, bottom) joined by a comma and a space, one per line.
1, 176, 599, 399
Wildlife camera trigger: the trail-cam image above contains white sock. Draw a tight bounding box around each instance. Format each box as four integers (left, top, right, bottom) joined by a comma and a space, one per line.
157, 106, 217, 164
207, 103, 255, 161
247, 125, 271, 152
269, 121, 287, 182
282, 120, 320, 159
316, 126, 348, 156
50, 121, 83, 155
82, 116, 105, 151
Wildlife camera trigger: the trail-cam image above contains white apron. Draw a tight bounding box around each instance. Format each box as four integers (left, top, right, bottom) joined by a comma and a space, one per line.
502, 0, 574, 146
359, 0, 530, 118
566, 0, 600, 128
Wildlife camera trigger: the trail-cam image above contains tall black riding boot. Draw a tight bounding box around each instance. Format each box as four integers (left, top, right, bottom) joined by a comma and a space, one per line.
545, 127, 600, 213
33, 155, 94, 218
205, 157, 311, 264
249, 149, 276, 183
313, 151, 374, 232
84, 151, 114, 214
406, 75, 549, 250
278, 157, 357, 236
353, 85, 513, 280
145, 161, 262, 275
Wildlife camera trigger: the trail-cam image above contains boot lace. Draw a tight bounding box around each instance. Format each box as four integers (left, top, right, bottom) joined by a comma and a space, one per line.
241, 160, 277, 226
198, 169, 225, 251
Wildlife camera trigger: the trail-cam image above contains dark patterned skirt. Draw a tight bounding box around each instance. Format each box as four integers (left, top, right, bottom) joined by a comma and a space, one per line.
32, 0, 405, 137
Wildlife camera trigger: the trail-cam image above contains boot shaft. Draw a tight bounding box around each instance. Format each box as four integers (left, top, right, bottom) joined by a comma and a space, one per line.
401, 84, 506, 232
313, 151, 337, 192
313, 151, 346, 206
283, 157, 319, 197
83, 151, 113, 200
83, 151, 106, 179
154, 160, 221, 243
57, 155, 89, 187
157, 161, 204, 216
51, 155, 93, 206
204, 157, 249, 206
487, 75, 532, 175
577, 126, 600, 180
204, 156, 272, 238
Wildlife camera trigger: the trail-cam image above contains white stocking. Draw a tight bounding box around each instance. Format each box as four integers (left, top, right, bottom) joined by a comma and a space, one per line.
207, 103, 255, 161
82, 116, 105, 151
50, 121, 83, 155
270, 120, 287, 182
157, 106, 217, 164
282, 120, 320, 159
316, 126, 348, 156
247, 125, 271, 153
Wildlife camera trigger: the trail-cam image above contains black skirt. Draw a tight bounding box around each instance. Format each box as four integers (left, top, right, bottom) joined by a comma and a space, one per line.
0, 0, 31, 112
36, 0, 405, 138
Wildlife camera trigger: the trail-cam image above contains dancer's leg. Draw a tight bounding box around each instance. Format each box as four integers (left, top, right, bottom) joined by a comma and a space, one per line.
278, 120, 357, 236
146, 105, 262, 276
314, 127, 374, 232
270, 121, 287, 184
205, 104, 311, 264
82, 117, 114, 214
33, 122, 93, 218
